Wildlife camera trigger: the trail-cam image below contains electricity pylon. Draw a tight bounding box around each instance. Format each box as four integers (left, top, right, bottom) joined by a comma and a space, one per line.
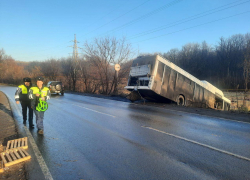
73, 34, 79, 60
69, 34, 81, 61
68, 34, 82, 92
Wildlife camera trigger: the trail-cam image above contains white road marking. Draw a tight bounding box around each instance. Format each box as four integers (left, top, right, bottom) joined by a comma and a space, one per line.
72, 103, 116, 118
53, 96, 127, 111
54, 96, 250, 125
7, 95, 54, 180
142, 126, 250, 162
3, 85, 249, 124
23, 126, 54, 180
52, 99, 116, 118
57, 94, 250, 125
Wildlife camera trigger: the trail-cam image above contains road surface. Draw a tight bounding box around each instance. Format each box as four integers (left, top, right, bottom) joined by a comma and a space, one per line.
1, 85, 250, 180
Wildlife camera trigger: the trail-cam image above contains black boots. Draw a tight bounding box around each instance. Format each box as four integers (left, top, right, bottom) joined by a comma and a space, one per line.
29, 124, 34, 129
23, 119, 34, 129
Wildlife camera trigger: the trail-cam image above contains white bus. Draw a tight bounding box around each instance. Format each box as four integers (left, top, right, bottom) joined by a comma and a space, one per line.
125, 55, 231, 110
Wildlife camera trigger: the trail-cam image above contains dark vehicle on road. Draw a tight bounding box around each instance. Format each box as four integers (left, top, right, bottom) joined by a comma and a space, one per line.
47, 81, 64, 95
125, 55, 231, 110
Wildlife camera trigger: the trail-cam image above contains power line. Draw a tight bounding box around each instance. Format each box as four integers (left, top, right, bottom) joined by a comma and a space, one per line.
26, 3, 125, 56
14, 1, 249, 61
128, 0, 250, 40
16, 1, 151, 60
92, 3, 125, 23
17, 35, 82, 61
13, 0, 182, 61
82, 0, 152, 37
95, 0, 184, 37
133, 10, 250, 44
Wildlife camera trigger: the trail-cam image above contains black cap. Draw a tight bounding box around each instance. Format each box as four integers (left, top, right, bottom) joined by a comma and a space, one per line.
23, 77, 31, 82
36, 76, 44, 81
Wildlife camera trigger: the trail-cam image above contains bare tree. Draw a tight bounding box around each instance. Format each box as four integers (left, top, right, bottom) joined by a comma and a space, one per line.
60, 58, 72, 90
163, 48, 179, 64
84, 36, 133, 95
0, 48, 6, 62
70, 58, 79, 92
78, 59, 100, 93
0, 57, 27, 84
0, 49, 5, 82
30, 66, 43, 79
41, 59, 62, 81
243, 40, 250, 90
59, 57, 80, 91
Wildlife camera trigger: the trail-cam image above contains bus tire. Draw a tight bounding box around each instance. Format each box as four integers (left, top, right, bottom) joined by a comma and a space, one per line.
177, 95, 185, 106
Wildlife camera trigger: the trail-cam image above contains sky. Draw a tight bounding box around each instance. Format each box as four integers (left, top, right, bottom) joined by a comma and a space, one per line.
0, 0, 250, 62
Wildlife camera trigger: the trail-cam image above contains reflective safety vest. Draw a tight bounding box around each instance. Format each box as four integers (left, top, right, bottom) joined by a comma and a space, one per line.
30, 86, 49, 97
18, 85, 28, 94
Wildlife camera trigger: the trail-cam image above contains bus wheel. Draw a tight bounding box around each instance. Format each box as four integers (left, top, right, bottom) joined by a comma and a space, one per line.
177, 95, 185, 106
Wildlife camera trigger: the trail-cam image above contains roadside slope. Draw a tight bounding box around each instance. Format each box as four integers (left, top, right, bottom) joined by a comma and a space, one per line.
0, 91, 27, 180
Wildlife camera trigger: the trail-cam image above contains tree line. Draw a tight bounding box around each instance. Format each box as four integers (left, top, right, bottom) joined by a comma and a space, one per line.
0, 37, 133, 95
1, 33, 250, 95
162, 33, 250, 90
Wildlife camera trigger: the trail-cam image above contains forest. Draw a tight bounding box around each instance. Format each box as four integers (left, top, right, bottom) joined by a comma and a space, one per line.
0, 33, 250, 95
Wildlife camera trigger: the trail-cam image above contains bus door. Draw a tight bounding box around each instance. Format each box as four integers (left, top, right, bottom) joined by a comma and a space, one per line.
160, 66, 171, 97
153, 61, 164, 94
168, 69, 177, 100
194, 84, 204, 102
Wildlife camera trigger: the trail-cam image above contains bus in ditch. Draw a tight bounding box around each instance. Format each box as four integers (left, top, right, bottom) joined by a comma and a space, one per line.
125, 55, 231, 110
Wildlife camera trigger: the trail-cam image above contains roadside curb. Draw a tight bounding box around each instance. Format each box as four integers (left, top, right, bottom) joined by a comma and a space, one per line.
0, 91, 27, 179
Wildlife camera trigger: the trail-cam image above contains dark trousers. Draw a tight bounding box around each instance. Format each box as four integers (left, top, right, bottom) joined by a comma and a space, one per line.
21, 101, 33, 126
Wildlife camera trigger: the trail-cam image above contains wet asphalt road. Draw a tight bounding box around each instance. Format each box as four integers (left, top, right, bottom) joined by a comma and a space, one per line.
1, 86, 250, 180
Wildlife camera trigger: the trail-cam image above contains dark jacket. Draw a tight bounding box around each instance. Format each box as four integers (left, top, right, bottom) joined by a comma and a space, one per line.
15, 84, 32, 102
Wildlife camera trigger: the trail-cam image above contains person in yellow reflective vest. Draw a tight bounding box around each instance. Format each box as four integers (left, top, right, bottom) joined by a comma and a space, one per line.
28, 76, 51, 135
15, 77, 34, 128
